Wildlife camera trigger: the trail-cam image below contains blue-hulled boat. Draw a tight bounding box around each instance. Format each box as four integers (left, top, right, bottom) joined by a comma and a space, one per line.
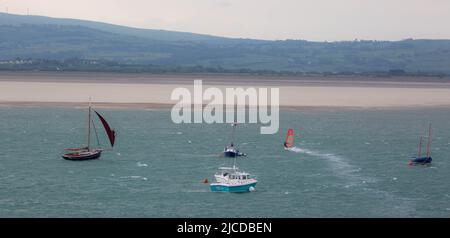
223, 144, 246, 157
223, 123, 246, 158
210, 166, 257, 193
409, 124, 432, 166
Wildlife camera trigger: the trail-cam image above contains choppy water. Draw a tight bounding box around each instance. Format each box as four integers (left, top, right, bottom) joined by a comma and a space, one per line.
0, 106, 449, 217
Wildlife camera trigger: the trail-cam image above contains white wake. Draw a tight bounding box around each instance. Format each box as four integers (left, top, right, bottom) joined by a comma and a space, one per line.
137, 162, 148, 167
287, 146, 367, 181
286, 146, 415, 216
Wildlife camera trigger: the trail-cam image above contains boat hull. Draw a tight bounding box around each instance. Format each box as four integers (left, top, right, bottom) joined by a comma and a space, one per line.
223, 151, 246, 157
62, 150, 102, 161
410, 156, 432, 165
210, 182, 257, 193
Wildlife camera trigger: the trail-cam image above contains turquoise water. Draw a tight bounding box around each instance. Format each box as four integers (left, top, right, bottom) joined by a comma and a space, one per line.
0, 106, 449, 217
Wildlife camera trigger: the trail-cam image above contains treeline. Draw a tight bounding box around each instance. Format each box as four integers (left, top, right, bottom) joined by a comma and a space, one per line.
0, 58, 448, 78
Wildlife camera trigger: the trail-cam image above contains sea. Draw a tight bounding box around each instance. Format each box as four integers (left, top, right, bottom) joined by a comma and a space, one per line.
0, 106, 449, 217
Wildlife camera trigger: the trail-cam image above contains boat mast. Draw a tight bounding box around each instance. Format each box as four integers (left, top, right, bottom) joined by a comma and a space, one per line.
418, 136, 423, 158
231, 123, 236, 145
92, 117, 101, 147
233, 147, 238, 170
426, 123, 432, 158
87, 100, 92, 151
231, 103, 237, 146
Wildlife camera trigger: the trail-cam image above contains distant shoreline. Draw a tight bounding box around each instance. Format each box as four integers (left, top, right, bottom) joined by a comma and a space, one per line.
2, 72, 450, 108
1, 71, 450, 85
2, 101, 450, 111
1, 68, 448, 81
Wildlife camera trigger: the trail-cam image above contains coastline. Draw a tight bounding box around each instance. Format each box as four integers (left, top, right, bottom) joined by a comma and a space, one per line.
1, 71, 450, 86
2, 72, 450, 109
2, 101, 450, 111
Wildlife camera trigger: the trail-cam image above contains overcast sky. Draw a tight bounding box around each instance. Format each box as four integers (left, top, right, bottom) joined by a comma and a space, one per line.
1, 0, 449, 41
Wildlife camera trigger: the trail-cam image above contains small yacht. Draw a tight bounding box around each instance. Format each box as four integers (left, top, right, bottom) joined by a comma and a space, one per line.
62, 101, 116, 161
223, 143, 246, 157
409, 123, 433, 165
223, 123, 246, 157
210, 166, 257, 193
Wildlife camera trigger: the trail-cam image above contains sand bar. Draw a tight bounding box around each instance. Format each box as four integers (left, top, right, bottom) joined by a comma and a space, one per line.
1, 72, 450, 108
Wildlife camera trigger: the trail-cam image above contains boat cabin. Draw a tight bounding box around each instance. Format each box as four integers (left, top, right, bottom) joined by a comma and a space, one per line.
229, 174, 251, 180
215, 170, 252, 180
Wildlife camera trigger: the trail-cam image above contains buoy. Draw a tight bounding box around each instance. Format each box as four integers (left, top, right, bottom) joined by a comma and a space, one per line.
249, 186, 255, 192
202, 178, 209, 184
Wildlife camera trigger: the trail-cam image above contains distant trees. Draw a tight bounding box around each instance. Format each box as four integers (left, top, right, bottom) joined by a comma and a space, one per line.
388, 69, 406, 76
0, 58, 448, 79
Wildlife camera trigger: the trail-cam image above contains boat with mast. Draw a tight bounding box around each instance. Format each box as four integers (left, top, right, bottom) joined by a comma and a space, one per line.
223, 122, 246, 157
284, 128, 295, 150
62, 102, 116, 161
409, 123, 432, 165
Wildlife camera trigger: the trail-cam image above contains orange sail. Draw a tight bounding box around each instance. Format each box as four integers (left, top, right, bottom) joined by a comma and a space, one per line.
284, 128, 294, 148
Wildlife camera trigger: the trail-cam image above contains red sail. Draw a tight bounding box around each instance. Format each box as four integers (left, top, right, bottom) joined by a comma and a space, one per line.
94, 110, 116, 147
284, 128, 294, 148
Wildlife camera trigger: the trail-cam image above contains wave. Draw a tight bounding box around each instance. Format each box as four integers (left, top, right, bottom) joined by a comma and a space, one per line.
137, 162, 148, 167
121, 175, 148, 181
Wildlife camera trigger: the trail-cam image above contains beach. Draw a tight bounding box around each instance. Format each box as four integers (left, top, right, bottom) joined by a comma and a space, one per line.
1, 72, 450, 108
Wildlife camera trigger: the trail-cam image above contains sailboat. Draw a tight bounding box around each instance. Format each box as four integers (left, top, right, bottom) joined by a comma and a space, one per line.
62, 102, 116, 161
284, 128, 294, 150
409, 123, 432, 165
223, 123, 246, 157
210, 151, 257, 193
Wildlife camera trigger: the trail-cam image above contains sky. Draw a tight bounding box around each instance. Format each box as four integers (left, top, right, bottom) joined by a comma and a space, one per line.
0, 0, 449, 41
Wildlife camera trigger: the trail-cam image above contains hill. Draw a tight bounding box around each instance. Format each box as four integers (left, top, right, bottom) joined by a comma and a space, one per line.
1, 13, 450, 75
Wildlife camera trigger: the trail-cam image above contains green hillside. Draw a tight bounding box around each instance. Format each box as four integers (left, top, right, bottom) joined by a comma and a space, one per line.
1, 13, 450, 75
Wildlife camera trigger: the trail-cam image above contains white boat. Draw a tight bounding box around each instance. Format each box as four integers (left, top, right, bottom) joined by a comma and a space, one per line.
210, 166, 257, 193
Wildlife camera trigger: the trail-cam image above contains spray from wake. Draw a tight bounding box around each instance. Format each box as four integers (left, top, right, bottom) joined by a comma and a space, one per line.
287, 146, 415, 216
121, 175, 148, 181
137, 162, 148, 167
288, 147, 370, 183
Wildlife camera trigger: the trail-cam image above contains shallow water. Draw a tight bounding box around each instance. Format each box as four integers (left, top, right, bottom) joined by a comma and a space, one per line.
0, 107, 449, 217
